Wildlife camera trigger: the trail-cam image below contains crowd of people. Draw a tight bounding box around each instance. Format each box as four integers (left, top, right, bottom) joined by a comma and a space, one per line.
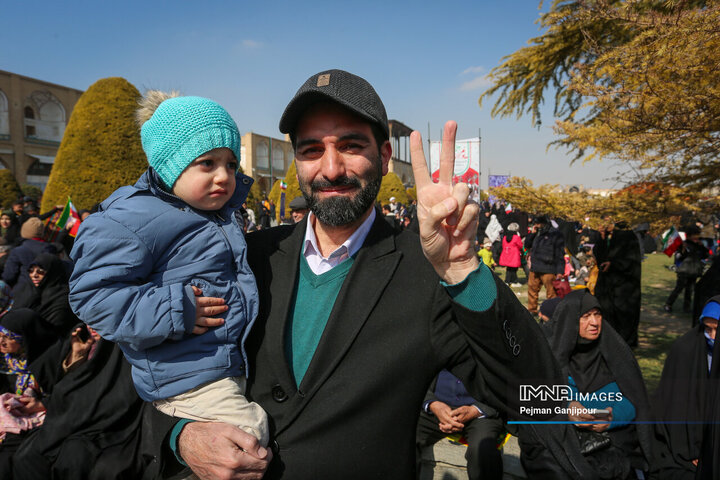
0, 68, 717, 480
465, 202, 718, 478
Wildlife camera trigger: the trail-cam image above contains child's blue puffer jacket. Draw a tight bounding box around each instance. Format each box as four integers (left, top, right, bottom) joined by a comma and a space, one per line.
69, 168, 259, 402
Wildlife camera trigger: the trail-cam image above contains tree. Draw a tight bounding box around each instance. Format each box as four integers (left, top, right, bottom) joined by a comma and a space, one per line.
0, 170, 22, 209
21, 184, 43, 204
42, 77, 146, 212
246, 180, 263, 215
480, 0, 636, 127
490, 176, 697, 232
553, 2, 720, 189
406, 186, 417, 202
480, 0, 716, 188
377, 172, 409, 206
268, 160, 303, 222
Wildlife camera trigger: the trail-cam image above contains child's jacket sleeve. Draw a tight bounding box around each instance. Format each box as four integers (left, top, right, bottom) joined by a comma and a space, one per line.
69, 215, 196, 351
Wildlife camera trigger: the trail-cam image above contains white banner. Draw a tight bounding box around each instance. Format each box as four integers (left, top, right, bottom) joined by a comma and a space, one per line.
429, 137, 480, 186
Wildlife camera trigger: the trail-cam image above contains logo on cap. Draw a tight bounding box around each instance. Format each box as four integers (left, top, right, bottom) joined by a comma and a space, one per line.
317, 74, 331, 87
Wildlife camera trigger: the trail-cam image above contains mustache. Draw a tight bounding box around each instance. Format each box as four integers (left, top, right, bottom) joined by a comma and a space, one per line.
310, 176, 362, 191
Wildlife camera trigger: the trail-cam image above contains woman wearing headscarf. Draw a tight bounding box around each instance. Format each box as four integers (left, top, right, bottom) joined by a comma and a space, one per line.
0, 281, 13, 318
0, 309, 49, 448
0, 308, 49, 396
592, 219, 642, 347
651, 296, 720, 479
0, 325, 164, 479
542, 289, 652, 479
0, 211, 20, 246
549, 290, 652, 479
12, 253, 77, 337
695, 295, 720, 479
484, 214, 502, 244
499, 222, 523, 286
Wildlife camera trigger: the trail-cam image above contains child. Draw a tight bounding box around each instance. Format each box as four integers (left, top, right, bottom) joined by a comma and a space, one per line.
478, 240, 496, 270
68, 92, 268, 446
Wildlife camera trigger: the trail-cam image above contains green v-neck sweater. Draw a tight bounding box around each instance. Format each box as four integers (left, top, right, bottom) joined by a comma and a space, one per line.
284, 254, 355, 386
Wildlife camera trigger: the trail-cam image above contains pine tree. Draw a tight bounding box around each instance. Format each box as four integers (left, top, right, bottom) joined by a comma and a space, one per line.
377, 172, 409, 206
0, 170, 22, 209
481, 0, 717, 188
41, 77, 146, 212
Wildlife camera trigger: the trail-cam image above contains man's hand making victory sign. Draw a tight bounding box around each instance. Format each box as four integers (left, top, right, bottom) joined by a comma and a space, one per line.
410, 121, 480, 284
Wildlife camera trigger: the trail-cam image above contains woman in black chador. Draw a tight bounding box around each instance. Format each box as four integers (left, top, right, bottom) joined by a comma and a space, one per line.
593, 220, 642, 347
696, 295, 720, 479
520, 289, 652, 479
12, 253, 76, 337
652, 296, 720, 479
0, 326, 163, 479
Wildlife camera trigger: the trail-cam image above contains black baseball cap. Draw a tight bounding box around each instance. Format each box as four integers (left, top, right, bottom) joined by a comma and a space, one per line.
279, 69, 389, 139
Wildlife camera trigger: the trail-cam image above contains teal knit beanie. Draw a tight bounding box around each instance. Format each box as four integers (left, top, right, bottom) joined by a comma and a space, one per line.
140, 96, 241, 188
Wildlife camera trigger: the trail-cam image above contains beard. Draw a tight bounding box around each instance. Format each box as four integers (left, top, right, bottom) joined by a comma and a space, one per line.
298, 155, 382, 227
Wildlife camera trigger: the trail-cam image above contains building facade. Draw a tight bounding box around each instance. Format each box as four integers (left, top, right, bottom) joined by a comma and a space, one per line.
387, 120, 414, 186
240, 132, 294, 195
0, 70, 83, 190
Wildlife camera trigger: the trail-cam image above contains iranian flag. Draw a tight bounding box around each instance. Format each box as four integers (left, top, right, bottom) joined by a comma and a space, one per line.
661, 226, 683, 257
56, 198, 82, 237
280, 180, 288, 190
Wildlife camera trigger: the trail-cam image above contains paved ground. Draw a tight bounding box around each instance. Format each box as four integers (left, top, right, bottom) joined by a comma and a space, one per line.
419, 435, 526, 479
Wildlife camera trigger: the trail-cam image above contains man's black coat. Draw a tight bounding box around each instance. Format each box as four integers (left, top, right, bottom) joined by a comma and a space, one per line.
240, 213, 560, 479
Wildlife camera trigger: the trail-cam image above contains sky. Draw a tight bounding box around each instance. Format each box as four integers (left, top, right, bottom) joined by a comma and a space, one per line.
2, 0, 629, 190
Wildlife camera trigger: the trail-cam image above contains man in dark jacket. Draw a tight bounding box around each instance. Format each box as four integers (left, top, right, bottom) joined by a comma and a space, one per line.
525, 215, 565, 314
162, 69, 563, 480
665, 225, 709, 314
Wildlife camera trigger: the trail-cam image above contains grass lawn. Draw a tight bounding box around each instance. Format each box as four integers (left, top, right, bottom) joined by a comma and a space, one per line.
636, 252, 690, 393
494, 251, 689, 394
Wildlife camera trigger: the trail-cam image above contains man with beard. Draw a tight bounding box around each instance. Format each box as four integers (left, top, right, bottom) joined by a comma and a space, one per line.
162, 69, 560, 480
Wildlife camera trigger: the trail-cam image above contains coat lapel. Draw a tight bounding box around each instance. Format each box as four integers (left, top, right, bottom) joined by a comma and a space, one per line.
275, 215, 402, 432
262, 220, 306, 395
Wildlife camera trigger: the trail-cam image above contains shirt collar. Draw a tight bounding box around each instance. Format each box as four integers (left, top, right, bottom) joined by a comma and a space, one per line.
303, 208, 376, 260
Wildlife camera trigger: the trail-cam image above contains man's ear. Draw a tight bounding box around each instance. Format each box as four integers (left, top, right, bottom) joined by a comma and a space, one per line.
380, 140, 391, 176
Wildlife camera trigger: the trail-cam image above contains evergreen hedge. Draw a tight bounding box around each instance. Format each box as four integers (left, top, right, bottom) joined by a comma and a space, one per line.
21, 184, 43, 203
406, 186, 417, 201
246, 178, 264, 214
0, 170, 22, 209
41, 77, 146, 212
377, 171, 409, 206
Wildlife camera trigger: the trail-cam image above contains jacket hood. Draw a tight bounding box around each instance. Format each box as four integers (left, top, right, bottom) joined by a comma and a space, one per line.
130, 168, 253, 216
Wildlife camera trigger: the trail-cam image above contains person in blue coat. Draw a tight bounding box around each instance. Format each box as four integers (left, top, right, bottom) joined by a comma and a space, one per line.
68, 92, 268, 447
2, 218, 51, 289
416, 369, 505, 479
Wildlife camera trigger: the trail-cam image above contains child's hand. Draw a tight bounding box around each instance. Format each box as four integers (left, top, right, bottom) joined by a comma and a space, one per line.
191, 286, 228, 334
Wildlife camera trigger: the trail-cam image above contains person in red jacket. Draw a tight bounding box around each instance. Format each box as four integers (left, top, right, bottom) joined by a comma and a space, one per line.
499, 223, 523, 286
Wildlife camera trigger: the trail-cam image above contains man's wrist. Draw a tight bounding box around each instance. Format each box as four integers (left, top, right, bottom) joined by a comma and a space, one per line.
170, 418, 195, 467
428, 401, 443, 416
441, 262, 496, 313
438, 257, 480, 285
